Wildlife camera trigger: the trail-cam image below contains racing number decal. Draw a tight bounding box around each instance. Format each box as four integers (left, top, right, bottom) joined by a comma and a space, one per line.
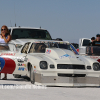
0, 57, 5, 71
0, 57, 16, 74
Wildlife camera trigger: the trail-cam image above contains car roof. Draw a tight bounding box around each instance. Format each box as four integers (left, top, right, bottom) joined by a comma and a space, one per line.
8, 27, 46, 30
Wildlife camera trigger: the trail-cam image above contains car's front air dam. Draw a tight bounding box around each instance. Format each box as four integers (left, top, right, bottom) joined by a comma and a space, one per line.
34, 73, 100, 86
0, 57, 16, 74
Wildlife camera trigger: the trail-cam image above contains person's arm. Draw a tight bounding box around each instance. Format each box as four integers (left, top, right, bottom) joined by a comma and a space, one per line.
3, 35, 11, 43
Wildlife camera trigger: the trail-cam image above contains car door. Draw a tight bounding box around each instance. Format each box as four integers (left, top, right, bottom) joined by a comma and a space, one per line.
13, 42, 30, 75
79, 38, 91, 55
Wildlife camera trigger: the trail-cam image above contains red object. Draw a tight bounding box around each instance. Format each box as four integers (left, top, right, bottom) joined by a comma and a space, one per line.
97, 59, 100, 63
76, 48, 79, 52
2, 35, 5, 37
0, 58, 16, 74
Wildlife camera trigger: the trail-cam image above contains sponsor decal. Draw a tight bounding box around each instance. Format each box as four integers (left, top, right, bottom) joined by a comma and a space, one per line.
46, 50, 51, 54
18, 63, 26, 67
34, 69, 37, 73
17, 59, 24, 62
90, 56, 99, 59
34, 66, 37, 73
59, 54, 76, 59
17, 58, 28, 62
18, 67, 27, 71
13, 57, 28, 62
89, 56, 100, 63
0, 53, 15, 56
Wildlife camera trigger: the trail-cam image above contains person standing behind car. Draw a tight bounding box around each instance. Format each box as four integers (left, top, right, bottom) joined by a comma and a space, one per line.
92, 34, 100, 46
90, 34, 100, 55
0, 25, 11, 80
89, 37, 95, 46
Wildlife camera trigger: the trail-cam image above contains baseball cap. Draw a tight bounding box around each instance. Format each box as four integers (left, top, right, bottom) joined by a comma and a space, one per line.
96, 34, 100, 37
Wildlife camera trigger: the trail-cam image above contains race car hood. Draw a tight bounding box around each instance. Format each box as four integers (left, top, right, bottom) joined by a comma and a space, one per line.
45, 48, 76, 58
43, 48, 85, 65
28, 48, 86, 65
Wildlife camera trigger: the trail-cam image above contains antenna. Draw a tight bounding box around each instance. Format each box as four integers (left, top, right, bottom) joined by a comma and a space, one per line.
10, 20, 12, 27
14, 1, 16, 27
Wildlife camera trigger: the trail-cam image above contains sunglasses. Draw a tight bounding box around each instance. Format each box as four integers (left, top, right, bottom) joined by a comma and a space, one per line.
1, 29, 6, 31
97, 35, 100, 37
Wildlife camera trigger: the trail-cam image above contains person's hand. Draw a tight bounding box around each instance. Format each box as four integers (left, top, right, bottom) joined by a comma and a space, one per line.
2, 35, 5, 37
1, 34, 5, 39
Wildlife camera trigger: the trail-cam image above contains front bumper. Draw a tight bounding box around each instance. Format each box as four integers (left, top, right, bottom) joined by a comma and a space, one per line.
34, 73, 100, 86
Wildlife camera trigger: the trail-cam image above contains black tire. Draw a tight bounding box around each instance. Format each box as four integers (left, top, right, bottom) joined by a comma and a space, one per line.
30, 65, 35, 84
13, 74, 21, 78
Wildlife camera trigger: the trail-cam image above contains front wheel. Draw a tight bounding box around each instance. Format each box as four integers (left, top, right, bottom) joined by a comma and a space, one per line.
30, 65, 35, 84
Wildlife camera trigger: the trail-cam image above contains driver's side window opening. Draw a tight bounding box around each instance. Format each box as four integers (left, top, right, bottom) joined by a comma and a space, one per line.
21, 42, 30, 53
29, 43, 46, 53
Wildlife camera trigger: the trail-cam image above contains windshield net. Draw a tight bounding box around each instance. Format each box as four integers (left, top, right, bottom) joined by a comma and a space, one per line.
11, 29, 52, 40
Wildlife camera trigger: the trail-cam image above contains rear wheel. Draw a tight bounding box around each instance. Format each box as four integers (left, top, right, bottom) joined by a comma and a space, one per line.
13, 74, 21, 78
30, 65, 35, 84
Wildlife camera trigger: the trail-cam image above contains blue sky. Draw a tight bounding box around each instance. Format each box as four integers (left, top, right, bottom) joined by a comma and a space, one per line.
0, 0, 100, 43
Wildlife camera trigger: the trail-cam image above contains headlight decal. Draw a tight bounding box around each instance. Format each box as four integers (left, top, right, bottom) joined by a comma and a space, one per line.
0, 57, 5, 71
93, 63, 100, 71
40, 61, 48, 69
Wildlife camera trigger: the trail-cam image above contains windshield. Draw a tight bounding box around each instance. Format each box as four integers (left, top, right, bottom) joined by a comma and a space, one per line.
29, 41, 79, 55
86, 46, 100, 56
11, 29, 52, 40
56, 42, 79, 55
82, 39, 90, 46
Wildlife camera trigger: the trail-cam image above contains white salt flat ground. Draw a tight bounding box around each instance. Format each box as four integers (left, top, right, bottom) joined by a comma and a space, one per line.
0, 74, 100, 100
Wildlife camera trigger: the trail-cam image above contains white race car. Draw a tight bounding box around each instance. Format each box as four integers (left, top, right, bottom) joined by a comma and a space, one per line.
0, 40, 100, 86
